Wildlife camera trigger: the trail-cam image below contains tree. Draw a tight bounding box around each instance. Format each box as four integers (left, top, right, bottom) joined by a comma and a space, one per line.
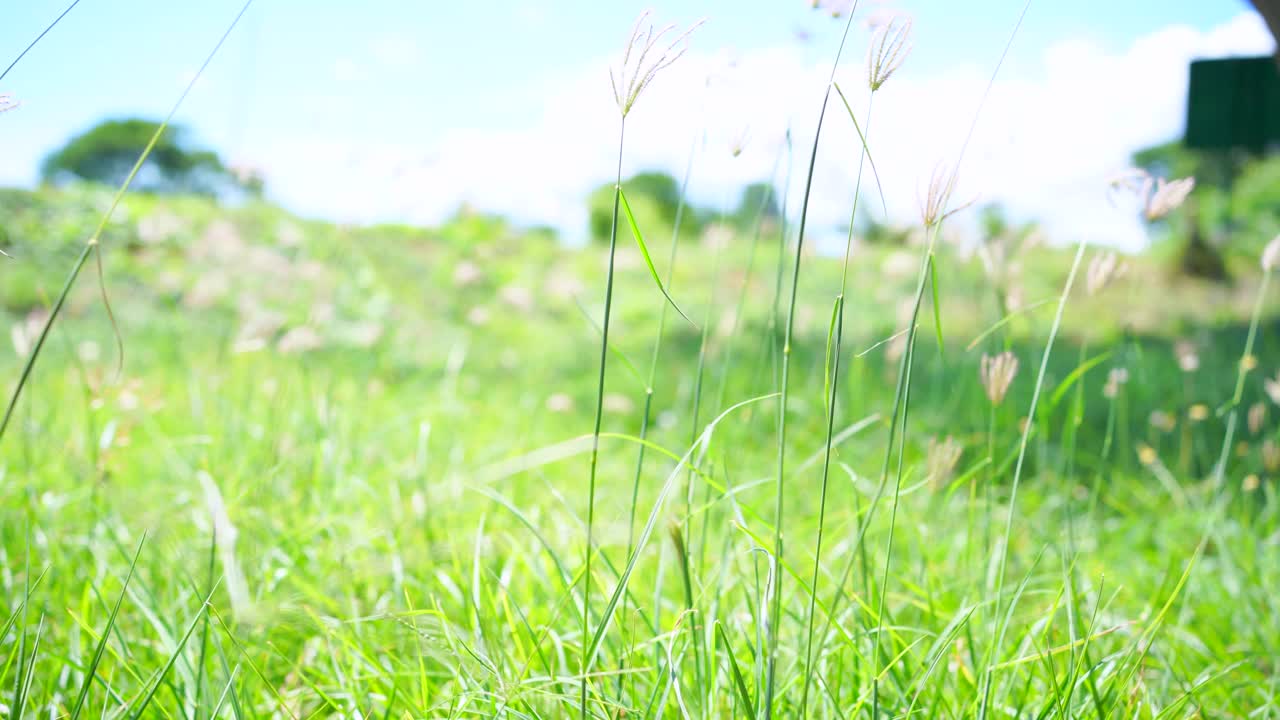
1249, 0, 1280, 65
733, 182, 780, 229
588, 170, 694, 243
40, 118, 255, 197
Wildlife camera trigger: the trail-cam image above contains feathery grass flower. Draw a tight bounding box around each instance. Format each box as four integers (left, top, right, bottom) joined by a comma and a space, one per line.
1108, 168, 1195, 222
868, 17, 911, 91
1144, 177, 1195, 221
980, 351, 1018, 406
920, 164, 969, 228
1086, 250, 1125, 295
1266, 371, 1280, 407
1249, 402, 1266, 435
0, 93, 18, 113
1263, 439, 1280, 472
926, 435, 963, 490
610, 11, 703, 118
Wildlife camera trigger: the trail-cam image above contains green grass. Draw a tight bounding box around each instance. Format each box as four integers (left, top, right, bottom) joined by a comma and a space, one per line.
2, 178, 1279, 717
3, 9, 1280, 715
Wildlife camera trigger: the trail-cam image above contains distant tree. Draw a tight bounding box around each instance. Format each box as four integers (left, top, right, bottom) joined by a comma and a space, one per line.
40, 118, 256, 197
733, 182, 780, 229
1249, 0, 1280, 64
858, 214, 911, 246
588, 170, 693, 243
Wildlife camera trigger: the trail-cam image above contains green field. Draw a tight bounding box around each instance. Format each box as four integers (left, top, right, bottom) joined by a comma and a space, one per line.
1, 178, 1279, 718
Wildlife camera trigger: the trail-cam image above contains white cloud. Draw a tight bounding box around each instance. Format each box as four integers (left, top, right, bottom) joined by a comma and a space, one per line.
255, 10, 1275, 251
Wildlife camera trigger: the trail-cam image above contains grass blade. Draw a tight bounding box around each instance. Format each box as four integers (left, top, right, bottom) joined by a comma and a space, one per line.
0, 0, 83, 82
928, 254, 946, 353
822, 295, 842, 415
618, 186, 697, 328
715, 621, 757, 718
70, 533, 146, 720
128, 589, 214, 719
1046, 350, 1112, 412
584, 393, 777, 669
833, 82, 888, 219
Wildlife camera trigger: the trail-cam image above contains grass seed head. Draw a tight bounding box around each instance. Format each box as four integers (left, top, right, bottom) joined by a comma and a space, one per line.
1265, 371, 1280, 407
1262, 234, 1280, 272
1263, 439, 1280, 472
926, 435, 963, 489
1108, 168, 1195, 222
980, 351, 1018, 406
1249, 402, 1266, 435
921, 164, 968, 228
1144, 177, 1195, 221
1086, 250, 1125, 295
729, 126, 751, 157
868, 17, 912, 91
610, 11, 703, 118
1174, 339, 1199, 373
1149, 410, 1176, 433
1103, 367, 1129, 399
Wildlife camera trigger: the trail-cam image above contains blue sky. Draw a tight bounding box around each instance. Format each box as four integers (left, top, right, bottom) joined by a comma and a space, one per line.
1, 1, 1273, 247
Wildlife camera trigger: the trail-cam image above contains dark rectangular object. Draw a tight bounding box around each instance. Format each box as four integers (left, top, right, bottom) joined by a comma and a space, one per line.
1184, 56, 1280, 152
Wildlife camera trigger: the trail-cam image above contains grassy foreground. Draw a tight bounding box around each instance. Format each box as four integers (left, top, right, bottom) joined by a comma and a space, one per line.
0, 180, 1278, 718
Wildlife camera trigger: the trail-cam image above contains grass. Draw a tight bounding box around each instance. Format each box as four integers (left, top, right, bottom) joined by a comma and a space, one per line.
4, 6, 1280, 719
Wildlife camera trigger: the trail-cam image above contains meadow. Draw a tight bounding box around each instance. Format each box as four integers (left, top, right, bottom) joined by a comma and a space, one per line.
3, 6, 1280, 720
